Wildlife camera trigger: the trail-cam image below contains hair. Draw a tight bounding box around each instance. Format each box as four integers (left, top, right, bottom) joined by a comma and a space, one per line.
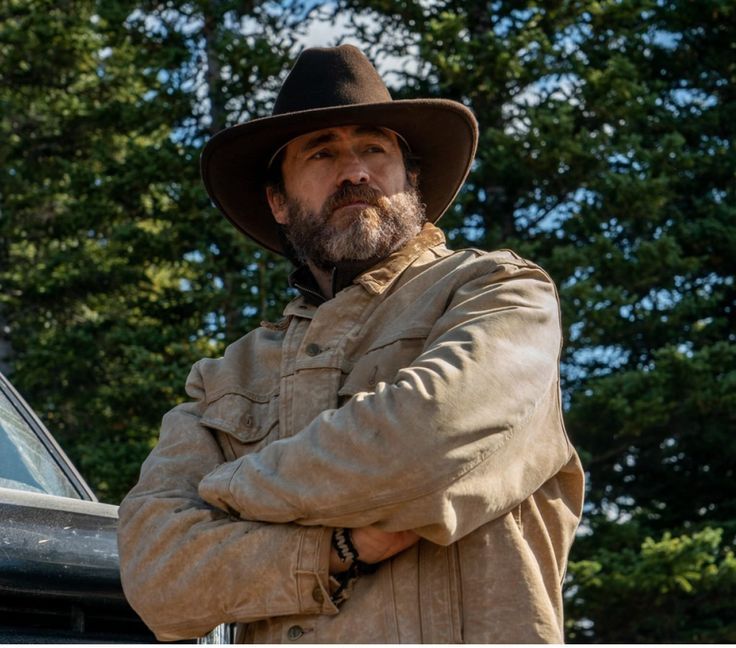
264, 148, 287, 196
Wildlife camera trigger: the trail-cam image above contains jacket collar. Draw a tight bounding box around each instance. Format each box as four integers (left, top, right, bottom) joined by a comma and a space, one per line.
288, 223, 446, 306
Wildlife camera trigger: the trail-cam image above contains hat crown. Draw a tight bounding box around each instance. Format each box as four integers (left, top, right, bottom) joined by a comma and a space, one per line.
272, 45, 392, 116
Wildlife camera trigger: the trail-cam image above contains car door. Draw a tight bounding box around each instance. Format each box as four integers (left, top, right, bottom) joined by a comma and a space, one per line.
0, 371, 159, 642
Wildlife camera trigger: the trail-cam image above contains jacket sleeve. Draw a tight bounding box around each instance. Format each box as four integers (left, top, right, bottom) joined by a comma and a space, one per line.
198, 259, 577, 546
117, 362, 337, 641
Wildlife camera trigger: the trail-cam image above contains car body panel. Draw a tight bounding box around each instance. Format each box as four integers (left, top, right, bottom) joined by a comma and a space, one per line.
0, 373, 160, 642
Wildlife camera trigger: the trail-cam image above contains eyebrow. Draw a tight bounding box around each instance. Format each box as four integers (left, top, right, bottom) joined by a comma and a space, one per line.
298, 126, 394, 154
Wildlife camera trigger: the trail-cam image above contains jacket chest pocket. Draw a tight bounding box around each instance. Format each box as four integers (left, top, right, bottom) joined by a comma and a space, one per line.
201, 392, 279, 460
339, 330, 429, 404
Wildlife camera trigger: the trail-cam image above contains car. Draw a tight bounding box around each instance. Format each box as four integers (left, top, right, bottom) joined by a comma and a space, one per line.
0, 370, 162, 642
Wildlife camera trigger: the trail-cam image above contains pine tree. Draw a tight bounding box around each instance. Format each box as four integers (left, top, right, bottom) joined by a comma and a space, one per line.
0, 0, 303, 501
334, 0, 736, 640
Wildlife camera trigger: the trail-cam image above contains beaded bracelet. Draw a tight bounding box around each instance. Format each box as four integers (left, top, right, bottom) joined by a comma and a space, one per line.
332, 527, 358, 565
332, 528, 379, 575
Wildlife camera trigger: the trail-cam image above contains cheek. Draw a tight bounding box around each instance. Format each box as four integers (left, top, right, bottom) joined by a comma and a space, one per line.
289, 175, 330, 209
375, 159, 410, 194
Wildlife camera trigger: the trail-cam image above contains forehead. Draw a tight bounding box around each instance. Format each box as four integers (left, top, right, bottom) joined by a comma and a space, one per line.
285, 125, 399, 156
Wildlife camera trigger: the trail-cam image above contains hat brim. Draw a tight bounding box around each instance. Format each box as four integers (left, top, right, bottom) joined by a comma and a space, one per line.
200, 99, 478, 255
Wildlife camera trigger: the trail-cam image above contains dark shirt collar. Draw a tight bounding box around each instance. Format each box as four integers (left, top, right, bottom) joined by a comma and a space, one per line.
288, 257, 383, 306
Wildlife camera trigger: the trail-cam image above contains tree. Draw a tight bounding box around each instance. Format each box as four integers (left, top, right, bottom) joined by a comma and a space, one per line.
332, 0, 736, 640
2, 0, 733, 638
0, 0, 302, 501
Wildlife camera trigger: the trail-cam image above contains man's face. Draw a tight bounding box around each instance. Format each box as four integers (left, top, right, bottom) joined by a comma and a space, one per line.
266, 124, 425, 269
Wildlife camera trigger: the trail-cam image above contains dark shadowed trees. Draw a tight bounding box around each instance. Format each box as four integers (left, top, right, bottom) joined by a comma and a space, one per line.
1, 0, 733, 640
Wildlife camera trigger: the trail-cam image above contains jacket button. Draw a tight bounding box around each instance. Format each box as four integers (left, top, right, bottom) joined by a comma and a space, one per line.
312, 585, 324, 604
305, 343, 321, 356
287, 625, 304, 641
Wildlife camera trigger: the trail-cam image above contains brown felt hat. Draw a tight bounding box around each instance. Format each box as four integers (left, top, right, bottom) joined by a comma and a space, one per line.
200, 44, 478, 255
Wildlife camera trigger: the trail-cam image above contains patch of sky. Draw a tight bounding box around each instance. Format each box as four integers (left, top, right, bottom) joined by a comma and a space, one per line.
95, 46, 113, 78
561, 265, 595, 291
516, 187, 597, 236
557, 19, 592, 62
662, 451, 685, 466
574, 506, 594, 536
493, 16, 514, 38
567, 345, 630, 379
184, 250, 204, 263
459, 213, 486, 243
568, 321, 585, 343
691, 272, 732, 298
203, 311, 226, 336
668, 87, 718, 111
644, 28, 681, 50
701, 133, 730, 156
617, 288, 682, 323
515, 39, 542, 65
654, 90, 716, 120
618, 304, 634, 321
601, 497, 635, 524
126, 9, 164, 36
503, 73, 583, 136
508, 8, 535, 25
296, 7, 357, 48
295, 6, 421, 87
278, 0, 333, 20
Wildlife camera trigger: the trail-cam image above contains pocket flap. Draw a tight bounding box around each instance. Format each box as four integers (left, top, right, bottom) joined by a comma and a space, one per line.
201, 393, 277, 443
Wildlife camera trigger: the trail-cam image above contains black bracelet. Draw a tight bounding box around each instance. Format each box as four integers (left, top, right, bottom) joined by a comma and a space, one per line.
332, 528, 357, 565
332, 528, 379, 575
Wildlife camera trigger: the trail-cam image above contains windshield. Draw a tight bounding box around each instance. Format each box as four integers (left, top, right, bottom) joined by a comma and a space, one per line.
0, 389, 81, 499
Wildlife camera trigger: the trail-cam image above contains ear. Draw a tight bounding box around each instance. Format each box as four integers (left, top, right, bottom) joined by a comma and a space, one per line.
266, 186, 288, 224
406, 169, 420, 190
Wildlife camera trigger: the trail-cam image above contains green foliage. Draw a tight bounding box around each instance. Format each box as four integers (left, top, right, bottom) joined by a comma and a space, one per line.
1, 0, 733, 640
335, 0, 735, 640
567, 527, 736, 642
0, 0, 297, 501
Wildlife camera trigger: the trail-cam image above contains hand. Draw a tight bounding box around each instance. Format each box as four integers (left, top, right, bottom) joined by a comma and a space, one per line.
329, 526, 420, 574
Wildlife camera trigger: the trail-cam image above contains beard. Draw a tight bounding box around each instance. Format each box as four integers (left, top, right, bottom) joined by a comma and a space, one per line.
280, 183, 426, 270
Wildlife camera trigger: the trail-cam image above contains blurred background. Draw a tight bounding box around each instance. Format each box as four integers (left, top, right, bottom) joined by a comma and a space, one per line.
1, 0, 734, 641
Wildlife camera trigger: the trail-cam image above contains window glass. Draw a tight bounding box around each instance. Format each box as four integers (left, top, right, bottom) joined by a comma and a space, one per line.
0, 389, 81, 499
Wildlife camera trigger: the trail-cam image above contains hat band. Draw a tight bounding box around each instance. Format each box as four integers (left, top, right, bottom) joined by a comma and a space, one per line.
267, 127, 412, 169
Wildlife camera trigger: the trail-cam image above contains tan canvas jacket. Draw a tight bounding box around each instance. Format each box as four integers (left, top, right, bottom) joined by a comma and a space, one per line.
118, 223, 585, 643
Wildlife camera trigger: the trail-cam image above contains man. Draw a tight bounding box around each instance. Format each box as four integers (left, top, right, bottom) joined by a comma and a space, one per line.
118, 44, 584, 643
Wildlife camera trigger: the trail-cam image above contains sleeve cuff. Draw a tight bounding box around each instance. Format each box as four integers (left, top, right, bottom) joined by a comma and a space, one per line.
295, 526, 339, 616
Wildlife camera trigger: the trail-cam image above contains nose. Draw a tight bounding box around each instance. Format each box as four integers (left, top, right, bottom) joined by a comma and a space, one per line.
336, 152, 370, 186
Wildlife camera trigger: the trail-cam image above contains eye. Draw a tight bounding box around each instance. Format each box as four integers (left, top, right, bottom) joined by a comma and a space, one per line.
309, 148, 332, 160
365, 144, 386, 154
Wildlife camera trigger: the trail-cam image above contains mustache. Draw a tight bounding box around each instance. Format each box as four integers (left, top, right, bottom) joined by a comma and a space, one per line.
324, 184, 382, 213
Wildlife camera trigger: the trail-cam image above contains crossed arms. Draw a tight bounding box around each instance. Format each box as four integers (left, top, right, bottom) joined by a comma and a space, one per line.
117, 259, 573, 640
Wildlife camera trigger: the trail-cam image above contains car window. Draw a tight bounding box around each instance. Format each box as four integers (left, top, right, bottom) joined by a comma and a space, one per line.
0, 389, 81, 499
